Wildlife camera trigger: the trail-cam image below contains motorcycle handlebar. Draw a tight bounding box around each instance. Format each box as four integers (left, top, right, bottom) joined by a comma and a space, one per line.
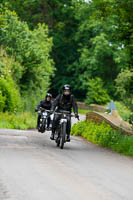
39, 108, 51, 112
38, 109, 80, 120
54, 111, 80, 120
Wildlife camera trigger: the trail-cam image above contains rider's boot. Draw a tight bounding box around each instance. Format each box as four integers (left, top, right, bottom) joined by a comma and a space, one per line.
66, 134, 70, 142
46, 125, 50, 131
50, 129, 55, 140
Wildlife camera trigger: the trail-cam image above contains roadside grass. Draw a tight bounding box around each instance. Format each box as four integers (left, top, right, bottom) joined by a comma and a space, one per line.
0, 112, 36, 129
71, 120, 133, 156
78, 109, 90, 114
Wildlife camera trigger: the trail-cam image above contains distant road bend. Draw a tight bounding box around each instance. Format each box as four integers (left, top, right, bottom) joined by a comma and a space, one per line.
0, 114, 133, 200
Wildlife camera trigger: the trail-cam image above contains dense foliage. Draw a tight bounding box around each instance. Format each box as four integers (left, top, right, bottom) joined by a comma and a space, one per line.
115, 101, 133, 122
0, 7, 54, 111
115, 69, 133, 111
0, 48, 22, 112
0, 0, 132, 110
86, 78, 110, 105
71, 120, 133, 156
0, 112, 36, 129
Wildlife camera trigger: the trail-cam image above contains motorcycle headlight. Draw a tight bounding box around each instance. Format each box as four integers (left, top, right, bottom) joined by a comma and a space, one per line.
43, 112, 47, 116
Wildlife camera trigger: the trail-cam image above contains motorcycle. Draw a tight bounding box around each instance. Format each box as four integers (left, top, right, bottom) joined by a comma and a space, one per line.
53, 110, 79, 149
37, 108, 52, 133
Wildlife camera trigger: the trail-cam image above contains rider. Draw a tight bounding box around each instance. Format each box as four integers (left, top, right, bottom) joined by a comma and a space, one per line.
35, 93, 52, 130
50, 84, 79, 141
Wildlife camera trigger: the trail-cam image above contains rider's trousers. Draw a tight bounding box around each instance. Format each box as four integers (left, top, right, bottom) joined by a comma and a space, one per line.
52, 114, 71, 135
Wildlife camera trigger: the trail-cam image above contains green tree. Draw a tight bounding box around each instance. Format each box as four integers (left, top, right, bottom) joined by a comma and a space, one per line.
115, 69, 133, 111
86, 77, 110, 105
0, 8, 55, 109
1, 0, 133, 104
67, 0, 130, 99
0, 0, 80, 97
0, 48, 22, 112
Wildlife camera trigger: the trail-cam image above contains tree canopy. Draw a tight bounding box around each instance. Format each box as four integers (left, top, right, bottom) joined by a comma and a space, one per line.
0, 7, 54, 111
0, 0, 133, 109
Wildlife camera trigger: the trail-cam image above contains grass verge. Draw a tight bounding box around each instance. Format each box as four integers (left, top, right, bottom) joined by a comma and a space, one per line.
71, 120, 133, 156
0, 112, 36, 129
78, 109, 90, 114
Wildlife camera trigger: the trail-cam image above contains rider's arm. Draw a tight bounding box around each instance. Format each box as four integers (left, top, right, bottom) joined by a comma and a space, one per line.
72, 95, 78, 114
51, 94, 61, 111
35, 100, 43, 111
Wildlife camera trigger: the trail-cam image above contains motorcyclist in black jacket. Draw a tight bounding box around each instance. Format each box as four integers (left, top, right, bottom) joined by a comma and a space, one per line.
50, 85, 79, 141
35, 93, 52, 129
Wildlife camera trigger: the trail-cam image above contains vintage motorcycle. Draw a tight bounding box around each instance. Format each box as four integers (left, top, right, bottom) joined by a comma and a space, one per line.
37, 108, 53, 133
53, 110, 79, 149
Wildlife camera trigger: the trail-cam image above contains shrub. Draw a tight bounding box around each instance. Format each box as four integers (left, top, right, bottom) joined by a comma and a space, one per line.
115, 69, 133, 111
115, 101, 133, 122
71, 120, 133, 156
0, 112, 36, 129
0, 48, 22, 112
0, 78, 22, 112
0, 9, 55, 110
85, 77, 110, 105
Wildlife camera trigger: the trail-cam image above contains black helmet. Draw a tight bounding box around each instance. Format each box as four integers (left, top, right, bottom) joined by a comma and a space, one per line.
63, 84, 71, 91
63, 84, 71, 96
46, 93, 52, 98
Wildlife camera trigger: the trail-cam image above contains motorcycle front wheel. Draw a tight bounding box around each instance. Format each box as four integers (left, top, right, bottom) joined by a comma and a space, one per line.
40, 118, 46, 133
60, 122, 66, 149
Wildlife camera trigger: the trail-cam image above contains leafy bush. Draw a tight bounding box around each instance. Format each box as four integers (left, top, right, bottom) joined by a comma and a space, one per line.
85, 77, 110, 105
0, 78, 22, 112
115, 69, 133, 111
0, 48, 22, 112
0, 91, 6, 111
115, 101, 133, 122
0, 9, 55, 110
0, 112, 36, 129
71, 120, 133, 156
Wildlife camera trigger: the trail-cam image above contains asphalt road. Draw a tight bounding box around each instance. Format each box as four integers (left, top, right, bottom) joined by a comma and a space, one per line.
0, 115, 133, 200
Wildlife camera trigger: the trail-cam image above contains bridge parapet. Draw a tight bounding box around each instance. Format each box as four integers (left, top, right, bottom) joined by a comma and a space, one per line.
86, 112, 133, 135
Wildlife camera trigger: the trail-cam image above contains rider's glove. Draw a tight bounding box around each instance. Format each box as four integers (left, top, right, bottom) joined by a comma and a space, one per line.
39, 107, 43, 111
75, 113, 79, 119
35, 108, 38, 112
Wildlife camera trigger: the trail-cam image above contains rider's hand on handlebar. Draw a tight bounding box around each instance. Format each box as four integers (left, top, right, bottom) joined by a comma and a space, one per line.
35, 108, 38, 112
39, 107, 43, 111
75, 113, 79, 120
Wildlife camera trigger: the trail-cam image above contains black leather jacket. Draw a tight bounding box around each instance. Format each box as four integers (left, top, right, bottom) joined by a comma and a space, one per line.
51, 94, 78, 114
37, 100, 52, 110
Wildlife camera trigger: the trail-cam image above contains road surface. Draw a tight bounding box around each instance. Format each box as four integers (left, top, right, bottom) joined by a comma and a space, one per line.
0, 115, 133, 200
